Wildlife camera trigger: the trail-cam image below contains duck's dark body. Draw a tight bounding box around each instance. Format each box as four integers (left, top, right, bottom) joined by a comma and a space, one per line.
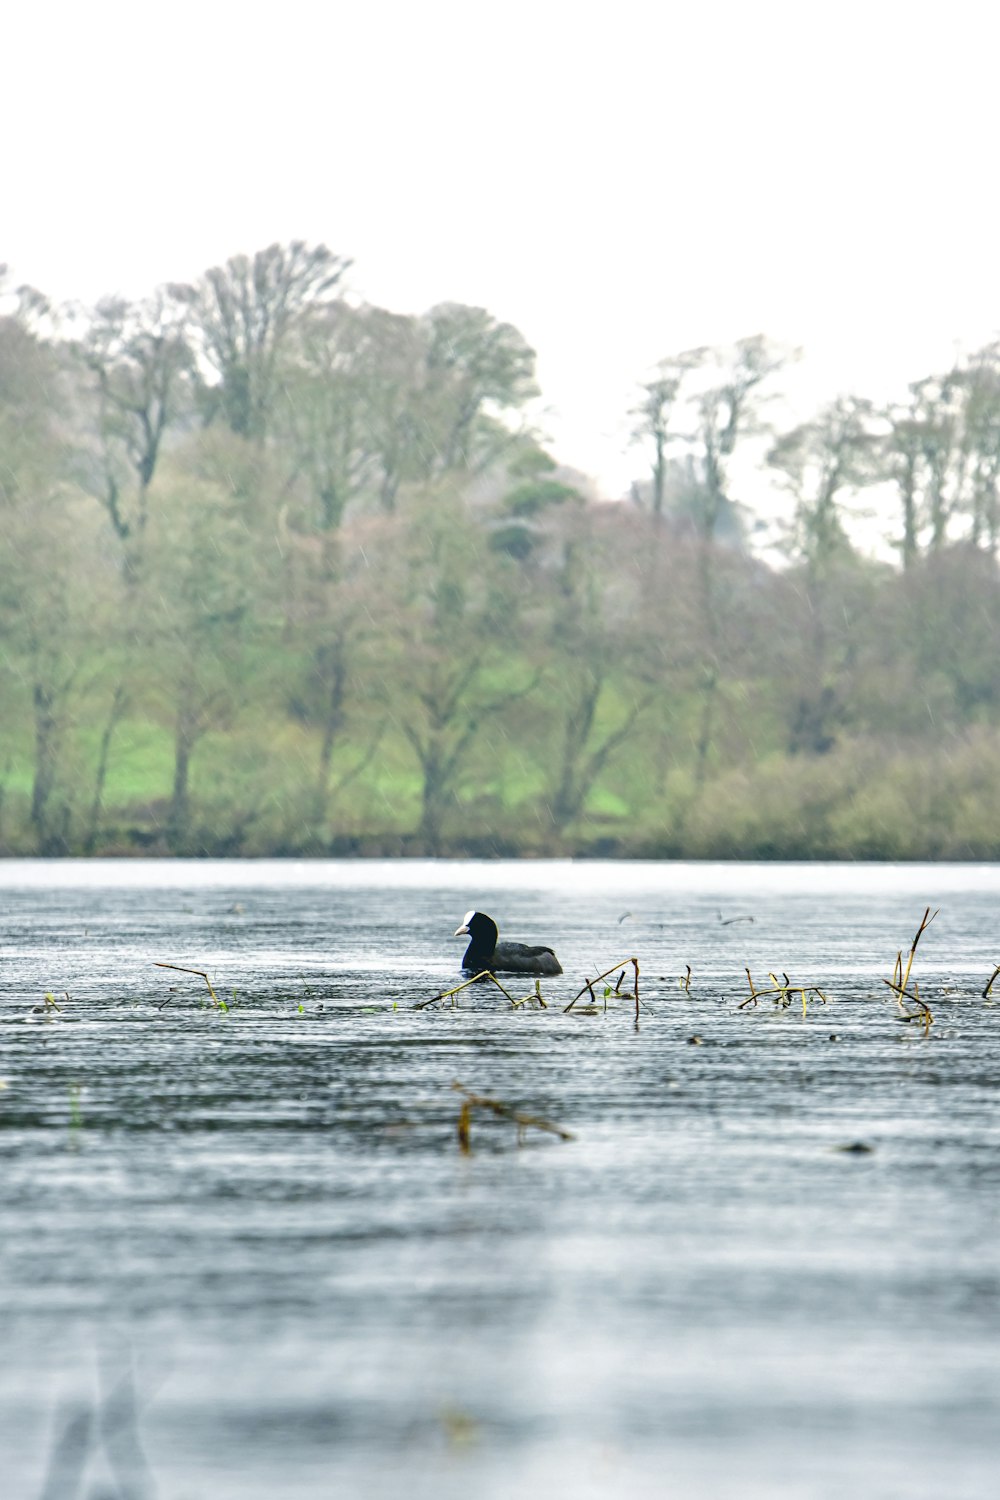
455, 910, 563, 976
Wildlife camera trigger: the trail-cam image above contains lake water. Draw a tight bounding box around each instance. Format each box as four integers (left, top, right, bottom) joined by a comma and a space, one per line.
2, 859, 999, 1500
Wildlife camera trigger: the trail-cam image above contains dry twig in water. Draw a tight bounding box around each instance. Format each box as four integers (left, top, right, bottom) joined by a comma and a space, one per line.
154, 962, 219, 1008
882, 906, 938, 1035
415, 970, 524, 1010
739, 968, 827, 1016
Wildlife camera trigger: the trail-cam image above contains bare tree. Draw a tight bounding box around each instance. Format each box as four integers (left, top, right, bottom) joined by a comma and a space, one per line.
769, 396, 877, 572
541, 510, 650, 832
185, 241, 350, 440
80, 289, 194, 578
670, 335, 788, 783
631, 375, 679, 521
950, 344, 1000, 552
768, 397, 877, 753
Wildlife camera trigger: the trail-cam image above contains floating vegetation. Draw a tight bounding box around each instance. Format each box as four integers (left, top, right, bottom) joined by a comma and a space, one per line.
564, 958, 642, 1021
883, 907, 937, 1036
90, 903, 975, 1044
982, 963, 1000, 999
452, 1081, 575, 1153
515, 979, 549, 1012
405, 916, 962, 1042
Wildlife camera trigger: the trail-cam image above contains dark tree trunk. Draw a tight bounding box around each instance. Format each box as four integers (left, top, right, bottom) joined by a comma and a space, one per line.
84, 684, 126, 854
417, 740, 447, 854
30, 681, 59, 841
168, 690, 201, 850
550, 676, 601, 831
313, 638, 348, 823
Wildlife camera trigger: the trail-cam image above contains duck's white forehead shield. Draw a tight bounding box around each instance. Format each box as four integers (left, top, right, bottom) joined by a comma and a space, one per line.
454, 909, 475, 935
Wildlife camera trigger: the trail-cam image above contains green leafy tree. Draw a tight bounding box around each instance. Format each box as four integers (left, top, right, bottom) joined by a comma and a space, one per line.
540, 509, 651, 832
0, 311, 112, 849
422, 303, 538, 472
368, 491, 534, 851
277, 300, 377, 532
272, 302, 395, 823
140, 460, 256, 850
347, 306, 428, 512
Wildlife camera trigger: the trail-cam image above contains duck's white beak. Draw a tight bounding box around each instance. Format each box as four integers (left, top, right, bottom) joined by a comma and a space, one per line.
454, 922, 470, 936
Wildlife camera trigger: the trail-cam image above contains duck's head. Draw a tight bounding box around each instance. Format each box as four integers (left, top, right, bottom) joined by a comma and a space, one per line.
454, 910, 497, 945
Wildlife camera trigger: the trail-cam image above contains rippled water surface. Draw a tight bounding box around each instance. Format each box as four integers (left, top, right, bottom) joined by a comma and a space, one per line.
2, 859, 999, 1500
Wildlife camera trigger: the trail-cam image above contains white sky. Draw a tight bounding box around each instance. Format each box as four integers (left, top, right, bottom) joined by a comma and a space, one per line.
4, 0, 999, 496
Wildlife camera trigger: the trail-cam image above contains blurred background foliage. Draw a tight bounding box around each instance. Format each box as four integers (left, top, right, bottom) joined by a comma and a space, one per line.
3, 244, 1000, 858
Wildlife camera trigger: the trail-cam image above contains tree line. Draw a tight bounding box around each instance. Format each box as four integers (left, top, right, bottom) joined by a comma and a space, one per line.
2, 243, 1000, 859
